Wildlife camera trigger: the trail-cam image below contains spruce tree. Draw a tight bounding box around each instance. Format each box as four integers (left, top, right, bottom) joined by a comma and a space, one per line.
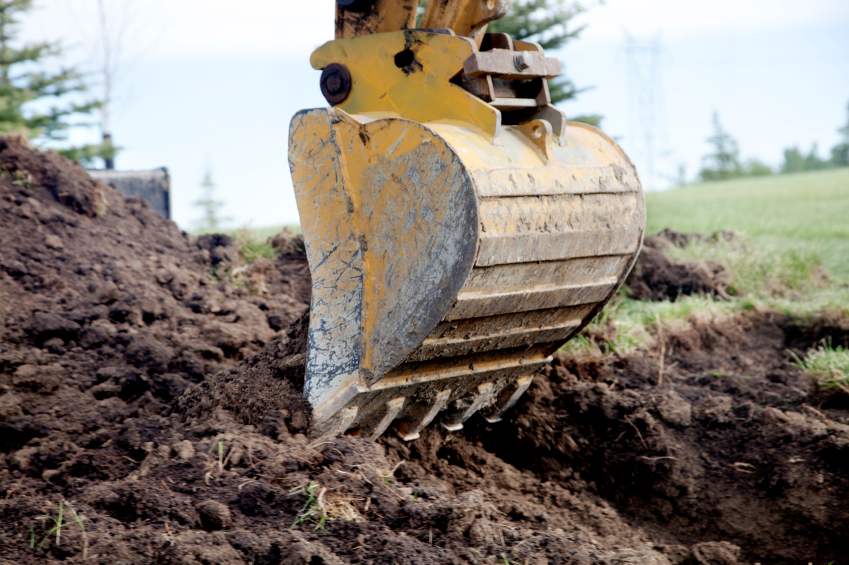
830, 100, 849, 168
699, 112, 742, 182
0, 0, 111, 164
193, 166, 230, 234
780, 147, 805, 174
803, 143, 828, 171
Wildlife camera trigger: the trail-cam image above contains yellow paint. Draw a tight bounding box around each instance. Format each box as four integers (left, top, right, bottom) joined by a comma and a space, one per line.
291, 30, 646, 440
326, 112, 475, 379
289, 110, 366, 408
311, 30, 501, 140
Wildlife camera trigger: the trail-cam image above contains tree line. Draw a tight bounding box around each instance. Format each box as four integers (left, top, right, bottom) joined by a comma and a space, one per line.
699, 103, 849, 182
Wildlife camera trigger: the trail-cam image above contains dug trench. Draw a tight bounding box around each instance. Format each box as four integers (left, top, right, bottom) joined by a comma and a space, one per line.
1, 137, 847, 564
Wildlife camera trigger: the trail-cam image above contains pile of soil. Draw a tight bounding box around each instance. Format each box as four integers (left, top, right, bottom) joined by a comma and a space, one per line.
1, 139, 848, 565
626, 231, 730, 301
460, 311, 849, 564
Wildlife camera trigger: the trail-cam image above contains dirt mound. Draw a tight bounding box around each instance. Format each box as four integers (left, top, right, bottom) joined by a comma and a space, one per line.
1, 140, 847, 564
172, 310, 312, 432
626, 229, 730, 301
457, 310, 849, 564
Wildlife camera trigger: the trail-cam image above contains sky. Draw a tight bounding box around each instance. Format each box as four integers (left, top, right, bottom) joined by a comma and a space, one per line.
20, 0, 849, 230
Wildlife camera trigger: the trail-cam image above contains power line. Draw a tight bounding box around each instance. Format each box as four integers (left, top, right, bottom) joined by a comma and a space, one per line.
623, 31, 673, 189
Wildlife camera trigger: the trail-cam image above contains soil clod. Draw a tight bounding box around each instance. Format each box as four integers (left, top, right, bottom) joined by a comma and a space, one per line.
626, 229, 730, 301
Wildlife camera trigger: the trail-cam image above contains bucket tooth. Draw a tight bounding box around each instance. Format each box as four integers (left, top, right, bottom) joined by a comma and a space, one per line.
396, 389, 452, 441
359, 397, 406, 440
441, 382, 496, 431
480, 375, 534, 423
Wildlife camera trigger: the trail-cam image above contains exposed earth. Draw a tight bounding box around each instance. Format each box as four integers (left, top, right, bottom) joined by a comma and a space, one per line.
1, 138, 847, 565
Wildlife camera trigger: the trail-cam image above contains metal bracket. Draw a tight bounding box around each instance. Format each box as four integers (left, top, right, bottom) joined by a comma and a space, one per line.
517, 119, 554, 159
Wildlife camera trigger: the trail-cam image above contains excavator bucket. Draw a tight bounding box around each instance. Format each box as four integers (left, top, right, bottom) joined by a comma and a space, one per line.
288, 0, 645, 441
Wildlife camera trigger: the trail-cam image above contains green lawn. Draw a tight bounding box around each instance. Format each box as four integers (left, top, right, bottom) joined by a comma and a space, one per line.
645, 168, 849, 279
564, 168, 849, 356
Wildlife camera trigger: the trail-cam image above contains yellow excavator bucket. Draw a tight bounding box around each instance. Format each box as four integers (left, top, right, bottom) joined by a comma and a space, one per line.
289, 2, 645, 441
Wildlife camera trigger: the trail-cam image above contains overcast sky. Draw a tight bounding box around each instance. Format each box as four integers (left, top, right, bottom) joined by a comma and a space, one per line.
21, 0, 849, 230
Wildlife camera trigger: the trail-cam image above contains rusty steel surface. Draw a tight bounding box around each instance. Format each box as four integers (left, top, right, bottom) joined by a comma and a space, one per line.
288, 14, 645, 442
463, 48, 562, 79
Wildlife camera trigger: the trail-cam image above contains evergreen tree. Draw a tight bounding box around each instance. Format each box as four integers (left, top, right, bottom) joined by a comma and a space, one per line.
831, 143, 849, 169
487, 0, 602, 126
780, 147, 804, 174
780, 144, 831, 174
744, 158, 773, 177
0, 0, 111, 164
699, 112, 742, 182
830, 100, 849, 168
193, 166, 230, 233
803, 143, 828, 171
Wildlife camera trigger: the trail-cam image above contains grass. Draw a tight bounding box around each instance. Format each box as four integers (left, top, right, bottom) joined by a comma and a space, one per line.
244, 224, 302, 239
647, 169, 849, 319
662, 236, 828, 297
206, 227, 302, 290
33, 502, 87, 557
645, 167, 849, 279
289, 481, 364, 531
232, 228, 278, 264
193, 223, 302, 240
791, 340, 849, 393
561, 292, 748, 356
611, 294, 742, 354
290, 481, 327, 530
567, 169, 849, 355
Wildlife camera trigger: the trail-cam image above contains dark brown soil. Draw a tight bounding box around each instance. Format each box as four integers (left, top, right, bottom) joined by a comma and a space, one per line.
171, 311, 313, 433
458, 311, 849, 564
1, 138, 847, 565
626, 230, 730, 301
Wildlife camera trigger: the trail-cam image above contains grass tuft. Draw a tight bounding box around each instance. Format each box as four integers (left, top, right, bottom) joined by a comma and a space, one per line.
291, 481, 327, 530
232, 228, 278, 264
33, 501, 87, 557
791, 340, 849, 393
289, 481, 364, 530
573, 294, 741, 355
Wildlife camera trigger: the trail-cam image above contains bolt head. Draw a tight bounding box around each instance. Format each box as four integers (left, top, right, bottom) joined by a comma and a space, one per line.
320, 63, 352, 105
514, 51, 534, 71
325, 74, 342, 95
